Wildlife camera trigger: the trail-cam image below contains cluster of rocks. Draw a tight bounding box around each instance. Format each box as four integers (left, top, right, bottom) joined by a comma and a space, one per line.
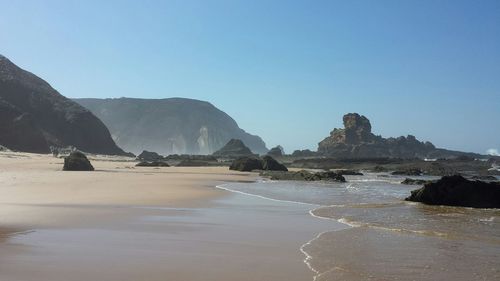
136, 161, 170, 167
405, 175, 500, 208
260, 170, 346, 182
391, 168, 423, 176
229, 156, 288, 172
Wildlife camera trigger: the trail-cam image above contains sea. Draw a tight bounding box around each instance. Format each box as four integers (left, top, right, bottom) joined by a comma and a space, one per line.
218, 173, 500, 281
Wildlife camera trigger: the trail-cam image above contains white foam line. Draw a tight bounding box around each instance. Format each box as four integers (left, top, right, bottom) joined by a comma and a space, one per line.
214, 183, 357, 281
300, 231, 327, 280
215, 184, 319, 207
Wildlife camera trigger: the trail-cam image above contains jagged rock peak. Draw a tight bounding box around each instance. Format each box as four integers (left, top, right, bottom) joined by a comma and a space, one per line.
213, 139, 254, 158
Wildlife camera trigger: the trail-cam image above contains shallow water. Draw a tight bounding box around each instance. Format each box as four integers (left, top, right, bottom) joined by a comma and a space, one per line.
221, 173, 500, 281
0, 192, 339, 281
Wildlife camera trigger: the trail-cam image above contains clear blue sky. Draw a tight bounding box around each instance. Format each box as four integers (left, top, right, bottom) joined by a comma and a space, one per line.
1, 0, 499, 154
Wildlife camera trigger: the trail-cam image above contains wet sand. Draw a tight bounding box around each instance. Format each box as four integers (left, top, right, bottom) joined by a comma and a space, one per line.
0, 152, 338, 281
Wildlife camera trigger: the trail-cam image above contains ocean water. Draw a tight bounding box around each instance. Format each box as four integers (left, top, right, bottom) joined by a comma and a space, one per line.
220, 173, 500, 281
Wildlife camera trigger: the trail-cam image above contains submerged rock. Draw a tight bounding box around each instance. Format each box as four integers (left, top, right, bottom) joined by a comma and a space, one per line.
470, 175, 498, 181
372, 165, 388, 172
401, 178, 434, 185
135, 161, 170, 167
336, 170, 364, 176
63, 152, 94, 171
392, 168, 423, 176
405, 175, 500, 208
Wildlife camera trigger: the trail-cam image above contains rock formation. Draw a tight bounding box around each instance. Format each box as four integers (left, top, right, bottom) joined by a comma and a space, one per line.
74, 97, 268, 155
261, 155, 288, 171
136, 161, 170, 167
213, 139, 254, 158
229, 157, 264, 172
137, 150, 164, 162
229, 155, 288, 172
267, 145, 284, 157
405, 175, 500, 208
63, 152, 94, 171
0, 55, 126, 155
318, 113, 483, 159
260, 170, 346, 182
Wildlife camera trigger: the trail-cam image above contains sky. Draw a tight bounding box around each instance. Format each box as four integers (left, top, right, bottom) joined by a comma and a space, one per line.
1, 0, 499, 154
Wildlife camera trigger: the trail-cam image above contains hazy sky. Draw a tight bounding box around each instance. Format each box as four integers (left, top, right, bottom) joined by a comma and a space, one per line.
1, 0, 499, 154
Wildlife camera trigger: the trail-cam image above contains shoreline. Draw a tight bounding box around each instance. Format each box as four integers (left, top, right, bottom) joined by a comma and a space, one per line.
214, 182, 351, 280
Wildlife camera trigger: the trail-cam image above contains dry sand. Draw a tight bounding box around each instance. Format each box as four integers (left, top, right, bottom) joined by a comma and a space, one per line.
0, 152, 331, 281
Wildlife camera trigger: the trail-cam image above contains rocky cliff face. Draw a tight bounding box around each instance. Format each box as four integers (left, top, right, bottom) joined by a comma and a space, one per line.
74, 98, 268, 155
318, 113, 480, 159
0, 55, 126, 155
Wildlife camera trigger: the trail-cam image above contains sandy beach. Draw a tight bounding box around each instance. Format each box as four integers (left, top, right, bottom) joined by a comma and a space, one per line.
0, 152, 336, 281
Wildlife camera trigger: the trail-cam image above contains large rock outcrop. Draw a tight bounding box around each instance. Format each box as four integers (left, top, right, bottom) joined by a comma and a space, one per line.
318, 113, 484, 159
74, 97, 268, 155
405, 175, 500, 208
0, 55, 126, 155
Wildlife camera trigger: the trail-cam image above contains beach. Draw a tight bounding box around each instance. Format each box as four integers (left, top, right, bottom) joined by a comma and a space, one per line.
1, 152, 499, 281
0, 152, 339, 281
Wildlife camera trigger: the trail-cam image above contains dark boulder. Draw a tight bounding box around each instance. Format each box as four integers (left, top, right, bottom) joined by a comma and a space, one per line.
229, 157, 263, 172
261, 156, 288, 171
405, 175, 500, 208
63, 152, 94, 171
137, 150, 164, 162
136, 161, 170, 167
